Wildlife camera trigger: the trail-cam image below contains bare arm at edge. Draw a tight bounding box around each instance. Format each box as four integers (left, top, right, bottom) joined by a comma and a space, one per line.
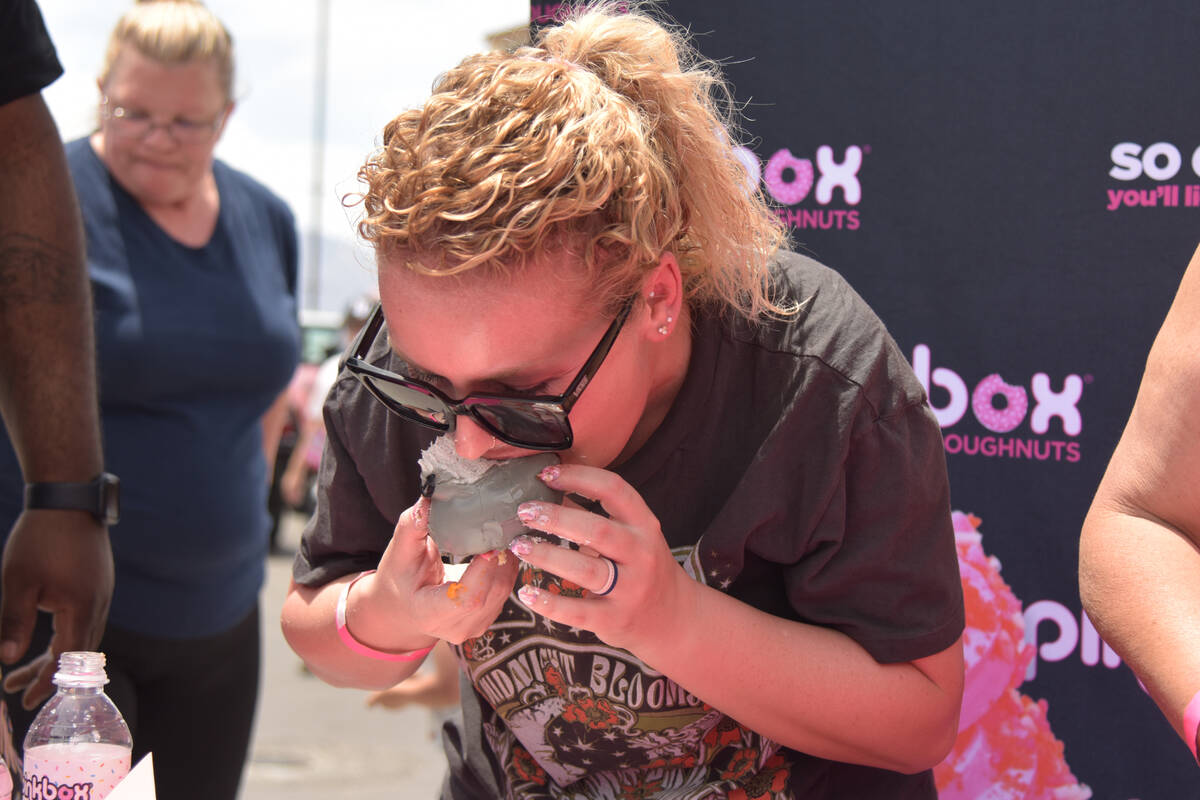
0, 91, 114, 707
1080, 243, 1200, 754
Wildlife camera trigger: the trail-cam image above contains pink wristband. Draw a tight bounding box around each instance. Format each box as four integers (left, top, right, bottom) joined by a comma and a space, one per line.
335, 570, 435, 662
1185, 688, 1200, 763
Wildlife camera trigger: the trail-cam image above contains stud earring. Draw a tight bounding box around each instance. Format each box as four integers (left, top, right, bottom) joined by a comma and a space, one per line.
658, 324, 670, 336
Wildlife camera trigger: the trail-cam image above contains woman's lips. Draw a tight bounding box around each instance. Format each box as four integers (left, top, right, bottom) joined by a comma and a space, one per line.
133, 158, 180, 171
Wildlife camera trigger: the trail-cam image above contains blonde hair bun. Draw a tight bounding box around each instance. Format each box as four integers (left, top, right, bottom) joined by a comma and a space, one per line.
357, 2, 790, 319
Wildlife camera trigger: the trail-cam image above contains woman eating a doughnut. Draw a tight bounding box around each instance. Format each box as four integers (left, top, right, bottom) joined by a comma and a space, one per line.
281, 5, 965, 798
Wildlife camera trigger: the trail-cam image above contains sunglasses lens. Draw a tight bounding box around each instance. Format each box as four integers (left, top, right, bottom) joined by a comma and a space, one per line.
472, 402, 571, 448
365, 376, 450, 429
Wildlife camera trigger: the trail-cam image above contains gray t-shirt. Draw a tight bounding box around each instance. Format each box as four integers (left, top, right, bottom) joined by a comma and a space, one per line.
294, 250, 964, 799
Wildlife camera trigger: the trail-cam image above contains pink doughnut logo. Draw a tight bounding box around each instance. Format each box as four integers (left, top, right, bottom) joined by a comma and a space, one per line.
971, 374, 1029, 434
763, 149, 814, 206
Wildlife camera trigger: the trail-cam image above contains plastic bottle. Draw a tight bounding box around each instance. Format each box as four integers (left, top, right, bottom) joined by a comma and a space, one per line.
23, 651, 132, 800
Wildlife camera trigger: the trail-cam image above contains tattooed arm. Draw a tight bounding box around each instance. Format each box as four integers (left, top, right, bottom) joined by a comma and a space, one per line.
0, 90, 114, 708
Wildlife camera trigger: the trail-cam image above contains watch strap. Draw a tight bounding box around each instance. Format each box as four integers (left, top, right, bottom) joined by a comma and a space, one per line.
24, 472, 120, 525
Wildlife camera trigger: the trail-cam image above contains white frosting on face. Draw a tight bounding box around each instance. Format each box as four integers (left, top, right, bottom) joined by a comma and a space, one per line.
417, 434, 499, 484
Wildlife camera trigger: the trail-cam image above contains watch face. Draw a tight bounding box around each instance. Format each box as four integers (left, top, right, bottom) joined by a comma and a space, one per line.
101, 473, 121, 526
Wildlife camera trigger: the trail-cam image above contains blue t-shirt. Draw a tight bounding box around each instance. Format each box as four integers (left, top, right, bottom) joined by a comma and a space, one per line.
0, 139, 300, 638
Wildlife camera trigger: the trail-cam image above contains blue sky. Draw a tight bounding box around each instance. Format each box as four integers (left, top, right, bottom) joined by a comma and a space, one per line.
36, 0, 528, 312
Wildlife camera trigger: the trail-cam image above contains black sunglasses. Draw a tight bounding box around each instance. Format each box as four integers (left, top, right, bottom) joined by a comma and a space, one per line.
344, 298, 635, 451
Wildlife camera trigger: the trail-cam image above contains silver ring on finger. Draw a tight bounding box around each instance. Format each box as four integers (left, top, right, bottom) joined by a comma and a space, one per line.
595, 556, 618, 597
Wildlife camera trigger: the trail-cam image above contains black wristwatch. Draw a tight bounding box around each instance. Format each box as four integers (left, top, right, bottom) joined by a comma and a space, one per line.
24, 472, 120, 526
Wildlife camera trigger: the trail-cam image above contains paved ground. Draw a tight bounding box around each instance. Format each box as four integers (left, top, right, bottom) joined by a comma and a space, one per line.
240, 513, 451, 799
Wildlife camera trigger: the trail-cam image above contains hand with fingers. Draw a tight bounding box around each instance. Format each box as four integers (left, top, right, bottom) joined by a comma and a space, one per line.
505, 463, 692, 657
347, 495, 522, 655
1, 509, 113, 709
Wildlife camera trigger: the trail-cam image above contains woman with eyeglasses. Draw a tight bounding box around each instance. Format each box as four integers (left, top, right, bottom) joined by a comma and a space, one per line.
282, 6, 964, 798
0, 1, 300, 797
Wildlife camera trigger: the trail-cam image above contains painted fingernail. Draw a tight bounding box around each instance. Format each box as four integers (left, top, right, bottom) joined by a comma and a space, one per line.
508, 536, 535, 558
517, 585, 541, 606
517, 502, 551, 527
538, 465, 561, 484
412, 503, 426, 527
478, 549, 500, 562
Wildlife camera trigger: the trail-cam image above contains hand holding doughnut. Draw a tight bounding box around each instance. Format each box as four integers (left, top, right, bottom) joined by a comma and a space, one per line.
506, 463, 694, 656
353, 494, 520, 649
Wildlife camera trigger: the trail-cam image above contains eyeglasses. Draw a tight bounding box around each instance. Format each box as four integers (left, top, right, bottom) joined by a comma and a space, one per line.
344, 298, 635, 451
100, 96, 226, 144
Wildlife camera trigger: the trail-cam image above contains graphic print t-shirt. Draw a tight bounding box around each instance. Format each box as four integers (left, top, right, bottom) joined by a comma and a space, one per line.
448, 558, 802, 800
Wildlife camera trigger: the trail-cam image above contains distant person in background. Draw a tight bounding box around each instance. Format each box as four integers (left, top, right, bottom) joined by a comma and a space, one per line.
1080, 244, 1200, 762
275, 295, 465, 715
279, 295, 374, 518
0, 0, 115, 741
0, 1, 300, 798
366, 639, 460, 711
268, 360, 320, 553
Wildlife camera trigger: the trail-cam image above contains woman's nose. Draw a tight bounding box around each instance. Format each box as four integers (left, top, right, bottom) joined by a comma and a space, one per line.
453, 416, 498, 461
140, 122, 178, 148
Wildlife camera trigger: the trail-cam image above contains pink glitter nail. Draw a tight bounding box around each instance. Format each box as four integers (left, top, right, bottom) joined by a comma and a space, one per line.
517, 503, 551, 527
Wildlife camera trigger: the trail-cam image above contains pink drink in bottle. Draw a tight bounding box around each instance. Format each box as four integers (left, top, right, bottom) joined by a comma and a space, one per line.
23, 652, 132, 800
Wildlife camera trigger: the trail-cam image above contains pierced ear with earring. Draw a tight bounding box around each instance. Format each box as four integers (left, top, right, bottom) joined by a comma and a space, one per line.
648, 289, 674, 336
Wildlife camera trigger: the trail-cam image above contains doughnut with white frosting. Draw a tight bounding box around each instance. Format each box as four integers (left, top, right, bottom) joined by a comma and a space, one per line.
418, 436, 563, 563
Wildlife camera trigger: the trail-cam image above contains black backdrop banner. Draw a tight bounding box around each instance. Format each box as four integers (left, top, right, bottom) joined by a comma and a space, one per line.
532, 3, 1200, 797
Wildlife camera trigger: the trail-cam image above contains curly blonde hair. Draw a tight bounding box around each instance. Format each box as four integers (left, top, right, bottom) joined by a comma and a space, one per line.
356, 2, 789, 319
99, 0, 234, 101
